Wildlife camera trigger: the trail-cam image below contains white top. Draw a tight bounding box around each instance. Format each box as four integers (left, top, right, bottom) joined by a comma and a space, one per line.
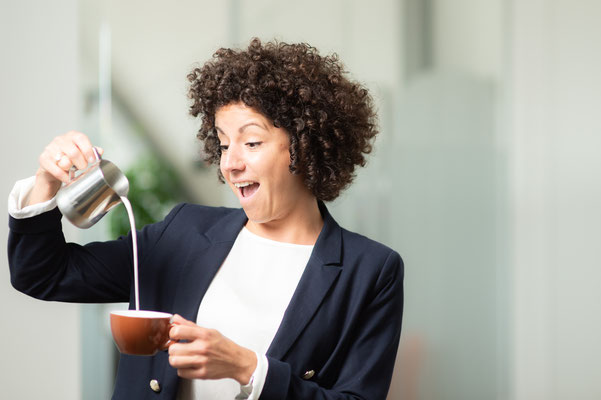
177, 227, 313, 400
8, 177, 314, 399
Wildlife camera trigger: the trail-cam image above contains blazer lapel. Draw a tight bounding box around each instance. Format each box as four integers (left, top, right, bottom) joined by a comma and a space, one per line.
267, 202, 343, 360
172, 208, 247, 320
171, 202, 344, 360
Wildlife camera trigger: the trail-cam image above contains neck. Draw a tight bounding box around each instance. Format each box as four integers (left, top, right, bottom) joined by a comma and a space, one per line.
245, 199, 323, 245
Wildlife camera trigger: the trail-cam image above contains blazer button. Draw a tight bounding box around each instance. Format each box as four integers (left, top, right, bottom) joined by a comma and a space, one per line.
302, 370, 315, 380
149, 379, 161, 393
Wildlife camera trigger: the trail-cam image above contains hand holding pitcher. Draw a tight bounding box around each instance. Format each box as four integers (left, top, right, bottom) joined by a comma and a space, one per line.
30, 131, 129, 228
29, 131, 103, 206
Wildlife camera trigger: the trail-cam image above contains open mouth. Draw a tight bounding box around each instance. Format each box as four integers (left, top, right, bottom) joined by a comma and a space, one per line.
234, 181, 260, 198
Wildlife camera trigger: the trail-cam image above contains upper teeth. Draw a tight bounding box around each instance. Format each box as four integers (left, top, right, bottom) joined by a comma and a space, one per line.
234, 182, 255, 188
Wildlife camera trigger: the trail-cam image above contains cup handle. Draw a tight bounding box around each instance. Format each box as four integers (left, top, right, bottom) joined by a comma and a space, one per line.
161, 323, 179, 351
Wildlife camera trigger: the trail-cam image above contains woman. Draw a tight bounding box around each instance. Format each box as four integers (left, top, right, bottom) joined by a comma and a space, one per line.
8, 38, 403, 399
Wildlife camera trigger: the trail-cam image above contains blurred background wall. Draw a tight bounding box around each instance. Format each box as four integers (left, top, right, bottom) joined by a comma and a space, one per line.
0, 1, 81, 399
1, 0, 600, 399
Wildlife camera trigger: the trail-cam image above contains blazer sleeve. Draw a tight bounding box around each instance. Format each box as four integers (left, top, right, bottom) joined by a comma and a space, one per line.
260, 250, 404, 400
7, 204, 185, 303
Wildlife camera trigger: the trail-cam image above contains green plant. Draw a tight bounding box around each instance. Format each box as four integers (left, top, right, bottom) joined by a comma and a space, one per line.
109, 156, 188, 238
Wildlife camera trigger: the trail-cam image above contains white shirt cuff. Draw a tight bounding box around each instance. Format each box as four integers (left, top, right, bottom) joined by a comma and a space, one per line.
8, 176, 58, 219
237, 351, 268, 400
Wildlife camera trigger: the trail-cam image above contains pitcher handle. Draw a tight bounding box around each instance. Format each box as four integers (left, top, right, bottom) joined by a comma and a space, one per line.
68, 147, 102, 182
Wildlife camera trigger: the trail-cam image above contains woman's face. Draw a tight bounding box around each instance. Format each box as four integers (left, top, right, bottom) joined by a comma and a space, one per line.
216, 103, 313, 225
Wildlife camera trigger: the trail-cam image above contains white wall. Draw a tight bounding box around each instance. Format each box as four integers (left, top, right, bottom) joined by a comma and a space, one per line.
433, 0, 504, 80
510, 0, 601, 399
0, 1, 81, 399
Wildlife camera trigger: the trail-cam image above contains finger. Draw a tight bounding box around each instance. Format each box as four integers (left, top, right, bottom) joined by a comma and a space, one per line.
56, 154, 73, 171
68, 131, 97, 164
39, 146, 71, 183
171, 314, 197, 327
56, 135, 88, 170
168, 354, 206, 369
176, 366, 207, 380
168, 338, 209, 357
46, 141, 74, 172
169, 324, 206, 342
161, 337, 178, 352
167, 342, 185, 356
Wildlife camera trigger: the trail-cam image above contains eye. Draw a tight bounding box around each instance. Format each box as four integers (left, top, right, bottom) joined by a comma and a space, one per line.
246, 141, 262, 149
219, 145, 229, 152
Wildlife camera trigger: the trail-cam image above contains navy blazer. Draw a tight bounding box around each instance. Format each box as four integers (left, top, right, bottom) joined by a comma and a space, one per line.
8, 202, 403, 399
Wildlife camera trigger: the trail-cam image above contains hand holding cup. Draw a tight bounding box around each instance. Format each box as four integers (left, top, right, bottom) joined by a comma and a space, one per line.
167, 314, 257, 384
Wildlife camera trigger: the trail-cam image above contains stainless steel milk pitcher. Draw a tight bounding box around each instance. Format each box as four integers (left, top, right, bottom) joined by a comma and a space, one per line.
56, 148, 129, 228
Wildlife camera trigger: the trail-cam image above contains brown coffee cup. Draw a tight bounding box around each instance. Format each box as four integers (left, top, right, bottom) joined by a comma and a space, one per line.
110, 310, 173, 356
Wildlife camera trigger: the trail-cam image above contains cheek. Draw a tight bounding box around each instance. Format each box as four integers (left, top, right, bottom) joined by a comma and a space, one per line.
276, 144, 292, 170
268, 156, 292, 185
273, 167, 300, 194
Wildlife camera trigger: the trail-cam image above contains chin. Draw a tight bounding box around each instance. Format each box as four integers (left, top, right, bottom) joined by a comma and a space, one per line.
240, 206, 265, 223
243, 207, 279, 225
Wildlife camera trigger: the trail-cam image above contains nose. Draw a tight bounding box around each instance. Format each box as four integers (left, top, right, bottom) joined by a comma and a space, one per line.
220, 144, 245, 173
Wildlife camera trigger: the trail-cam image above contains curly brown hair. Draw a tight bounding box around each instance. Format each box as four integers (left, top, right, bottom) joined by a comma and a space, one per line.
187, 38, 378, 201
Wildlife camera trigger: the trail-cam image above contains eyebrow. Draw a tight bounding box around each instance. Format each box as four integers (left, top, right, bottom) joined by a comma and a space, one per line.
215, 121, 268, 136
